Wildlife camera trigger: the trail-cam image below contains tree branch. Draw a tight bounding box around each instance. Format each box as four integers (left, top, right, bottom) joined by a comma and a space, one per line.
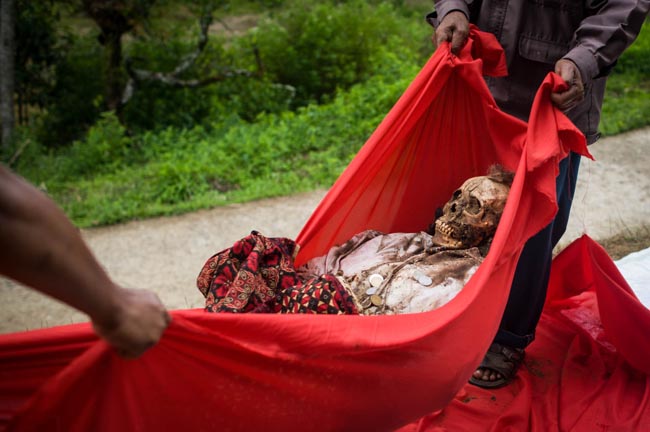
122, 6, 261, 106
7, 138, 30, 167
127, 66, 255, 89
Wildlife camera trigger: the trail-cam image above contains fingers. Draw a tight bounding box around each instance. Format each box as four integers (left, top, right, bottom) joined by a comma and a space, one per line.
93, 288, 171, 359
117, 338, 157, 359
550, 86, 583, 111
450, 27, 469, 54
432, 11, 470, 55
555, 59, 577, 85
435, 27, 452, 49
551, 59, 585, 112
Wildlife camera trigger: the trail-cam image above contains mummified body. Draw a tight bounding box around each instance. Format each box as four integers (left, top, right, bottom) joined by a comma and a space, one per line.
197, 166, 513, 315
299, 166, 513, 315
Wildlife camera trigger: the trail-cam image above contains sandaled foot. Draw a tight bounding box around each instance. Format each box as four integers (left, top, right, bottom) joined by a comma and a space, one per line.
468, 342, 525, 389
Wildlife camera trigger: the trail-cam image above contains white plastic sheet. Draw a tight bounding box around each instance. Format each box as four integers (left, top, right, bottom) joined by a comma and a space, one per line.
616, 247, 650, 308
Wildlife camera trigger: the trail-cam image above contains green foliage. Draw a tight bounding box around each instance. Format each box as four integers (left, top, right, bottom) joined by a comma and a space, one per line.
61, 112, 135, 177
121, 35, 293, 129
18, 47, 419, 227
121, 0, 430, 130
12, 1, 108, 147
13, 1, 104, 147
37, 36, 106, 146
15, 0, 430, 141
121, 28, 226, 130
600, 21, 650, 136
11, 1, 649, 229
14, 0, 63, 111
112, 0, 430, 131
251, 0, 425, 106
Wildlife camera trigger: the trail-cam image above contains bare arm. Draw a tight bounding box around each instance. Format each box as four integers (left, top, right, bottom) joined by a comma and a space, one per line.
0, 164, 170, 357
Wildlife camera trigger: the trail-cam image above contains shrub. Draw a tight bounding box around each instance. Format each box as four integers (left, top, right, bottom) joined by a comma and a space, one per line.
250, 0, 419, 106
34, 35, 105, 147
600, 21, 650, 135
25, 47, 420, 226
121, 29, 294, 130
60, 111, 134, 178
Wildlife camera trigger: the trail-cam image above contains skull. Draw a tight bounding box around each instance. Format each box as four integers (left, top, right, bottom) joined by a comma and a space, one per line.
432, 175, 510, 248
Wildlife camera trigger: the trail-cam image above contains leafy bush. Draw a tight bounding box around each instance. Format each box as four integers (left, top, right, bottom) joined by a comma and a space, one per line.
250, 0, 426, 106
600, 21, 650, 135
13, 3, 106, 148
14, 1, 64, 114
33, 35, 105, 147
57, 112, 134, 179
121, 26, 294, 130
20, 47, 420, 227
120, 0, 432, 130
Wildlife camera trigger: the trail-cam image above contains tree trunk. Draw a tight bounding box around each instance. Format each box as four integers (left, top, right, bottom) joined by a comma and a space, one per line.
81, 0, 133, 115
0, 0, 16, 149
104, 32, 124, 113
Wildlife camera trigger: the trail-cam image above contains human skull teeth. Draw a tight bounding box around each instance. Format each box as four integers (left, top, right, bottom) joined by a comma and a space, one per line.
435, 220, 458, 238
434, 220, 464, 247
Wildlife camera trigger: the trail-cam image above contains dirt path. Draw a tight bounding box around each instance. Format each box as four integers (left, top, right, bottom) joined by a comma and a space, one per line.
1, 127, 649, 333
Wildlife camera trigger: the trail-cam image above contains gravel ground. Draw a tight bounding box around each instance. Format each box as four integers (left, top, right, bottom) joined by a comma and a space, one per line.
1, 127, 648, 334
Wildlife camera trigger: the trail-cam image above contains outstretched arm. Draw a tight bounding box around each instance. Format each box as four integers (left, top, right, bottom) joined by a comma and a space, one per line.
0, 164, 170, 358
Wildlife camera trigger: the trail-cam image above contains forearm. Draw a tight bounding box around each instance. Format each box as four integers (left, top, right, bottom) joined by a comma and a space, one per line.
564, 1, 649, 83
0, 165, 121, 328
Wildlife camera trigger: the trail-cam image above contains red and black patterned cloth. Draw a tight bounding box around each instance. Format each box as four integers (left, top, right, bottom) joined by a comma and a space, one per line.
196, 231, 359, 314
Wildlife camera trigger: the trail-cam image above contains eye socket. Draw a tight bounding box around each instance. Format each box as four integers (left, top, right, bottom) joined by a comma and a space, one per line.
466, 196, 482, 214
452, 190, 462, 199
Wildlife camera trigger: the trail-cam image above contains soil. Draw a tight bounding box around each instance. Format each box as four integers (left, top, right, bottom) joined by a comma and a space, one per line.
1, 127, 649, 334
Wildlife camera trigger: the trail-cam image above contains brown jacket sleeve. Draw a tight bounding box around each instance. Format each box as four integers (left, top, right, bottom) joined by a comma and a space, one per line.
432, 0, 471, 23
563, 0, 650, 84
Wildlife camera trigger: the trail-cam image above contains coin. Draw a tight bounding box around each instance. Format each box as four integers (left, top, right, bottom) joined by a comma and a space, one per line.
370, 294, 383, 307
365, 287, 378, 295
368, 273, 384, 287
417, 274, 433, 286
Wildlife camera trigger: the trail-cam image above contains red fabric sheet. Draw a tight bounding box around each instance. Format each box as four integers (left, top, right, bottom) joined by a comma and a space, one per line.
0, 29, 647, 431
398, 236, 650, 431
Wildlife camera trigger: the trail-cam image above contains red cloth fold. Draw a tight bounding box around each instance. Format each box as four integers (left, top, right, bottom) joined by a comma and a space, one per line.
1, 30, 645, 432
399, 236, 650, 431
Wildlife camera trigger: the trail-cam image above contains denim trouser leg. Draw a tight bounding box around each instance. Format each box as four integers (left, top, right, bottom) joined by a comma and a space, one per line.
494, 152, 582, 349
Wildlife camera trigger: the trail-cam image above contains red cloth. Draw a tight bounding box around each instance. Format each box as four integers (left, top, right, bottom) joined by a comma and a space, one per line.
1, 29, 647, 431
398, 236, 650, 431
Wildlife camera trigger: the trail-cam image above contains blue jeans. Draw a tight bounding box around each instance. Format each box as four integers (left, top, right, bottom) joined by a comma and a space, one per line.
494, 152, 582, 349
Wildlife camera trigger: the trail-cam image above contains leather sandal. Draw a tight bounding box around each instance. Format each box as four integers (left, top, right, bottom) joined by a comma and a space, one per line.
468, 342, 525, 389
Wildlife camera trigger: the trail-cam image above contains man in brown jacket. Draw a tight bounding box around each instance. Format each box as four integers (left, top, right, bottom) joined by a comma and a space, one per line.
429, 0, 649, 388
